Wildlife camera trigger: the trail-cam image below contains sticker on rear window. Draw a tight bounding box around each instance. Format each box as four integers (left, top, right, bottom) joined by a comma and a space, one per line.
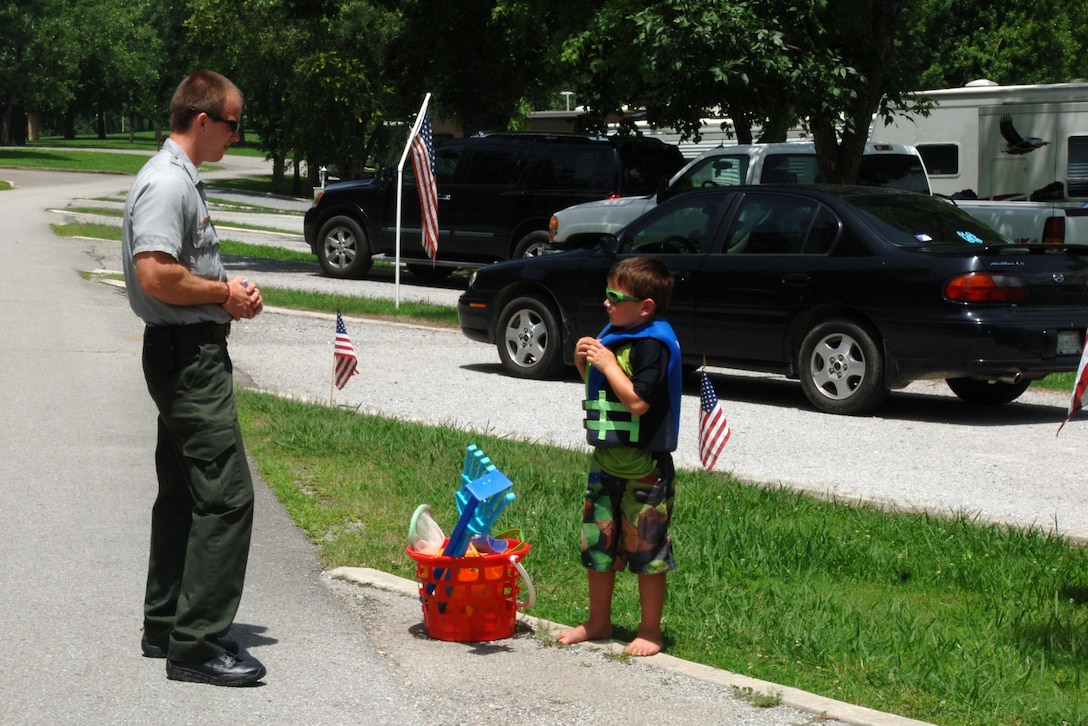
957, 230, 984, 244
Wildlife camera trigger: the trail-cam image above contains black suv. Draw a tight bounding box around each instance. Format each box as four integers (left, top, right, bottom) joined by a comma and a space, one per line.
303, 133, 684, 279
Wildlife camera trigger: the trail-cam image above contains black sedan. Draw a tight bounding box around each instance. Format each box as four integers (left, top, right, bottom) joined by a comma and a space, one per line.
458, 186, 1088, 414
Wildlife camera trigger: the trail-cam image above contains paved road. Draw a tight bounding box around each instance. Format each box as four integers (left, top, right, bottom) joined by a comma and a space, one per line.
3, 158, 892, 725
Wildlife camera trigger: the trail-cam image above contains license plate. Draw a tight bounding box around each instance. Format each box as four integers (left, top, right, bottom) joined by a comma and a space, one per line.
1058, 330, 1084, 356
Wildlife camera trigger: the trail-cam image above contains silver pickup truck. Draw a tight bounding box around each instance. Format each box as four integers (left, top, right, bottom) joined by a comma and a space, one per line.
950, 197, 1088, 245
548, 141, 932, 248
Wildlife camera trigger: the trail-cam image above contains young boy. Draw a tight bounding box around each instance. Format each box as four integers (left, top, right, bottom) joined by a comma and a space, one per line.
557, 256, 683, 656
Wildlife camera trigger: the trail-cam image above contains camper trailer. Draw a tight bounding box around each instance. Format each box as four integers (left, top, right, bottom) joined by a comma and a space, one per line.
873, 80, 1088, 243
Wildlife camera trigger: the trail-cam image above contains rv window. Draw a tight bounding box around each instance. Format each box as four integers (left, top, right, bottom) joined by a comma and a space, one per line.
917, 145, 959, 176
1067, 137, 1088, 198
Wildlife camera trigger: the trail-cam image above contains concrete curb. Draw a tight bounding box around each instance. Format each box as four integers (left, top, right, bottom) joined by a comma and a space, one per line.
328, 566, 936, 726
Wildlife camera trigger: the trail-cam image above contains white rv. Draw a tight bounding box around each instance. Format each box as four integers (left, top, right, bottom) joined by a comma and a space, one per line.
873, 80, 1088, 243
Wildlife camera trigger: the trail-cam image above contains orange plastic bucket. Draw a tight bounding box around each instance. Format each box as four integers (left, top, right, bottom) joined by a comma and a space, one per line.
406, 538, 533, 642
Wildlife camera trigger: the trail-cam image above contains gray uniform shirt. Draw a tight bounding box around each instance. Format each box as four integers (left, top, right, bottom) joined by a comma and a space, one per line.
122, 138, 231, 326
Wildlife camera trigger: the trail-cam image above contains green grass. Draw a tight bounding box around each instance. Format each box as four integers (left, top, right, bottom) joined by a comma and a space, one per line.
261, 288, 459, 326
236, 389, 1088, 726
0, 148, 153, 174
0, 144, 264, 176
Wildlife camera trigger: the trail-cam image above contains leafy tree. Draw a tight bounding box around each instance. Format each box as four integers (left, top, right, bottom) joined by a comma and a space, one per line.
0, 0, 78, 144
561, 0, 803, 144
390, 0, 580, 135
560, 0, 922, 184
898, 0, 1088, 90
59, 0, 162, 139
187, 0, 400, 191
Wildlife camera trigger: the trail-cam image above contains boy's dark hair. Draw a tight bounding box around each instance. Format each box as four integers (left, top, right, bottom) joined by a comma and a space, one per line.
608, 256, 674, 312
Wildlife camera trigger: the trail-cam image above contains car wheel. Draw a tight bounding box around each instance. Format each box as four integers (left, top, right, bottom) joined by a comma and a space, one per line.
317, 215, 373, 279
799, 320, 888, 415
496, 296, 564, 379
945, 377, 1031, 405
512, 231, 552, 259
406, 264, 454, 281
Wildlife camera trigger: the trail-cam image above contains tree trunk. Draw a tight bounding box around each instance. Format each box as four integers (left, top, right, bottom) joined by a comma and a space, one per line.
814, 0, 904, 184
270, 154, 286, 195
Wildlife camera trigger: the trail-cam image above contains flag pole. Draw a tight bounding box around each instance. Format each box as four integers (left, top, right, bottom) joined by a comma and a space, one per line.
395, 93, 432, 309
330, 304, 340, 405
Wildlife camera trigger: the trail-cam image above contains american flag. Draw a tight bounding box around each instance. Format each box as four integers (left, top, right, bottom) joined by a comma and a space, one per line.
698, 371, 731, 470
1058, 331, 1088, 435
410, 112, 439, 260
334, 310, 359, 390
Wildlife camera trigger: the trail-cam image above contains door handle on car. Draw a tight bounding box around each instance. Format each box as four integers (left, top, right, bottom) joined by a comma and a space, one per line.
782, 273, 810, 287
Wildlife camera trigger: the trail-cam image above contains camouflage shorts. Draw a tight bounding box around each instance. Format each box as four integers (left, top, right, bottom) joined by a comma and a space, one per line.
579, 454, 675, 575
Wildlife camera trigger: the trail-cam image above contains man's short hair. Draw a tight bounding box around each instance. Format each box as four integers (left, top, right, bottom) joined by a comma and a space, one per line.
169, 70, 243, 132
608, 256, 674, 312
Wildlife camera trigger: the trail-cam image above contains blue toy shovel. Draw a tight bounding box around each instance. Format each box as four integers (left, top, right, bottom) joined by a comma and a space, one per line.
444, 468, 515, 558
461, 446, 515, 524
434, 445, 516, 613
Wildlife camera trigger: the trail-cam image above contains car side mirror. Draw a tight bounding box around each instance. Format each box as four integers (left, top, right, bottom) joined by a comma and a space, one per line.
597, 234, 620, 256
657, 175, 671, 203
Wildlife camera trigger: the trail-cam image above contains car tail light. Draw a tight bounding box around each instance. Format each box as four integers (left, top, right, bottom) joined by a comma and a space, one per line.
548, 215, 558, 242
1043, 216, 1065, 244
945, 272, 1028, 303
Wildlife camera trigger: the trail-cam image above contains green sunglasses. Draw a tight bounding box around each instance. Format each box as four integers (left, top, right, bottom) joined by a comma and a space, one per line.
605, 288, 644, 304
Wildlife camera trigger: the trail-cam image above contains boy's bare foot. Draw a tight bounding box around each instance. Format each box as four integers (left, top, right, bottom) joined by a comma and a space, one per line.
556, 622, 612, 645
623, 629, 664, 657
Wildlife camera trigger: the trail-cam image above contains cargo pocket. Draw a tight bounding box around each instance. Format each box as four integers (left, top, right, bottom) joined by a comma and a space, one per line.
182, 425, 233, 464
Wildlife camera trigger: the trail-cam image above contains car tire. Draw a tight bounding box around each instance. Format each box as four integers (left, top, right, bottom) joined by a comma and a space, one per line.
512, 231, 551, 259
799, 320, 888, 415
406, 264, 455, 281
317, 215, 373, 279
496, 296, 564, 379
945, 377, 1031, 405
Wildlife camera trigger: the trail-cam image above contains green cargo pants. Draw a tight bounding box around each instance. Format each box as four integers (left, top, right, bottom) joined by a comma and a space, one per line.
140, 323, 254, 662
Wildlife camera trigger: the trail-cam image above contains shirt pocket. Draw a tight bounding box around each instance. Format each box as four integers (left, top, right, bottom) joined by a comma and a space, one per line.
194, 215, 219, 249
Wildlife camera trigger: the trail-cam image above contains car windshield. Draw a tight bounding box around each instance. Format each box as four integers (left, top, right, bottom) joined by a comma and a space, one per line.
847, 193, 1012, 247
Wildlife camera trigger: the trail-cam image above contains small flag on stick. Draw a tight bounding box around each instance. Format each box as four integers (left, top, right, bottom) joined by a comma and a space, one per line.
410, 112, 438, 261
698, 370, 731, 470
334, 310, 359, 390
1058, 331, 1088, 435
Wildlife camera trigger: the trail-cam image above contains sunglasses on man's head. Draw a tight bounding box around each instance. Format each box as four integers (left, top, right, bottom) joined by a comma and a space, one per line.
605, 288, 643, 304
189, 107, 241, 133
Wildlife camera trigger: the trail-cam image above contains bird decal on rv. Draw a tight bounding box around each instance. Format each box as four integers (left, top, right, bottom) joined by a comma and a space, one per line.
999, 114, 1049, 154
